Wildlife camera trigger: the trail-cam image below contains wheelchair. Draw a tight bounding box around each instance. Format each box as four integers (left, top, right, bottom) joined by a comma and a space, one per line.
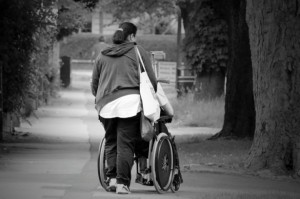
97, 114, 183, 193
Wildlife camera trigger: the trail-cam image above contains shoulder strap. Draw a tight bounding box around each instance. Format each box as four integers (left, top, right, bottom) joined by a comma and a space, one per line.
134, 46, 146, 73
134, 46, 141, 74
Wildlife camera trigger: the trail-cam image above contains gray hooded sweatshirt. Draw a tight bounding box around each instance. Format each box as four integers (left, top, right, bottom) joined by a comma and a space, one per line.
91, 42, 157, 114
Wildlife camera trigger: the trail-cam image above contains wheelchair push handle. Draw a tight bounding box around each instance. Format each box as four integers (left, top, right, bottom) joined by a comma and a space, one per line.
157, 115, 173, 123
157, 78, 170, 84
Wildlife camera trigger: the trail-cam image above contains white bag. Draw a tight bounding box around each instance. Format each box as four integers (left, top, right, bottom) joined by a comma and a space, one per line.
135, 47, 160, 122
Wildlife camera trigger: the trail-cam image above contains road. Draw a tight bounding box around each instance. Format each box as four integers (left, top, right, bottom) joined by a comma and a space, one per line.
0, 69, 300, 199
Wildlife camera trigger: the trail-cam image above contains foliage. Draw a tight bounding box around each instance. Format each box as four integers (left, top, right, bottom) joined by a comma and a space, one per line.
57, 0, 93, 40
32, 27, 59, 104
99, 0, 177, 34
60, 34, 180, 61
0, 0, 57, 113
178, 0, 228, 73
0, 0, 97, 114
154, 15, 177, 34
74, 0, 99, 9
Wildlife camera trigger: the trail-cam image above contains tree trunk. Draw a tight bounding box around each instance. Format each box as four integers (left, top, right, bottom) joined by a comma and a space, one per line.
194, 70, 225, 100
210, 0, 255, 139
245, 0, 300, 175
99, 9, 103, 35
0, 64, 2, 140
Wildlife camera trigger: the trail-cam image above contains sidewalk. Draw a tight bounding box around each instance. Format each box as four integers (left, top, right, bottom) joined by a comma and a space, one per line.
0, 88, 96, 199
1, 83, 300, 199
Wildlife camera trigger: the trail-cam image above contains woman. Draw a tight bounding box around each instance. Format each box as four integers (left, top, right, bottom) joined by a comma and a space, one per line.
91, 22, 157, 194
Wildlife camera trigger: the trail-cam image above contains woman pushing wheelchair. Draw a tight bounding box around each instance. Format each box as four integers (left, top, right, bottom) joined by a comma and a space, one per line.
91, 22, 174, 194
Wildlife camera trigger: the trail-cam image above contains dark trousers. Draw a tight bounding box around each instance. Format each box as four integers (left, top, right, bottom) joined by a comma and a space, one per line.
99, 112, 148, 187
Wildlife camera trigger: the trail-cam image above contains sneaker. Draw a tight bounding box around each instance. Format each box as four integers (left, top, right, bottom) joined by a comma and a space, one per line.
107, 178, 117, 192
116, 184, 131, 194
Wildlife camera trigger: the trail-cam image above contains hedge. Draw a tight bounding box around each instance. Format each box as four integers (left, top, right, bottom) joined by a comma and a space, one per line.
60, 33, 182, 61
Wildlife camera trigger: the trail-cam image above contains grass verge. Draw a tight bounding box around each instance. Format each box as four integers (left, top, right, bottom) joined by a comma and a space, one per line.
177, 138, 252, 172
168, 94, 224, 128
188, 192, 300, 199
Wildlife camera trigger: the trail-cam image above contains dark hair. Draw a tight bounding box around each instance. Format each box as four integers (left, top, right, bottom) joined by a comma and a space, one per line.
112, 22, 137, 44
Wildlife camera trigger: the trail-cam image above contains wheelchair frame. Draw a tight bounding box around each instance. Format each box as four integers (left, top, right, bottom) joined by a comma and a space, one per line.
97, 115, 183, 194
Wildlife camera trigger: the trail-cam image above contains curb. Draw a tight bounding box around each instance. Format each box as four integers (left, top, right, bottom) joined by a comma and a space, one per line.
182, 163, 246, 175
169, 127, 221, 144
183, 164, 300, 184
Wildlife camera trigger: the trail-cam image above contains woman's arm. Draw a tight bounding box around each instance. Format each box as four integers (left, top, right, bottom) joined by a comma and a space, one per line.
91, 58, 101, 96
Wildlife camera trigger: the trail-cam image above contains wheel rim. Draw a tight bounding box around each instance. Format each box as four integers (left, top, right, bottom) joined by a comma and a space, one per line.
152, 133, 174, 193
155, 138, 173, 188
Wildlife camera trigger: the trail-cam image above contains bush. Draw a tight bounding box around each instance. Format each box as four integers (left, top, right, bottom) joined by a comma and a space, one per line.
60, 33, 181, 61
0, 1, 52, 113
0, 0, 57, 116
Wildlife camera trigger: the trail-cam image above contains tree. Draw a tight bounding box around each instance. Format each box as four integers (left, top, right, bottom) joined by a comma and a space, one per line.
245, 0, 300, 175
0, 0, 98, 139
0, 0, 58, 139
74, 0, 98, 9
99, 0, 176, 34
177, 0, 228, 100
209, 0, 255, 139
57, 0, 97, 40
0, 0, 56, 114
176, 0, 254, 138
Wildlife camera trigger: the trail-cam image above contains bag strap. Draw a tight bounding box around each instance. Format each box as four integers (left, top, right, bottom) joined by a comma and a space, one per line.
134, 46, 146, 73
134, 46, 141, 74
134, 46, 144, 107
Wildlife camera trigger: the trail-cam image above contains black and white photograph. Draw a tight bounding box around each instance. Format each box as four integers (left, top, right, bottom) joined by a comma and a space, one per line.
0, 0, 299, 198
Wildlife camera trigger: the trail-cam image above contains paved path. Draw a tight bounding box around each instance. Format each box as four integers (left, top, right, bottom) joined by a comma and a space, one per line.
0, 70, 299, 199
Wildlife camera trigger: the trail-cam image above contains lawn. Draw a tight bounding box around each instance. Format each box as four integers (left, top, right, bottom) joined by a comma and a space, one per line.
166, 93, 252, 174
167, 93, 225, 128
177, 138, 252, 171
185, 192, 300, 199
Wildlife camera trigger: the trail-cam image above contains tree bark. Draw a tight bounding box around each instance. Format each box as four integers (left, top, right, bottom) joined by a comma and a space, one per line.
0, 65, 2, 140
245, 0, 300, 175
210, 0, 255, 139
99, 9, 103, 35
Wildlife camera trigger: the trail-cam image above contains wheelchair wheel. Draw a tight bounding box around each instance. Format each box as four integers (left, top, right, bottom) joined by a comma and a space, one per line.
97, 138, 109, 191
151, 133, 174, 193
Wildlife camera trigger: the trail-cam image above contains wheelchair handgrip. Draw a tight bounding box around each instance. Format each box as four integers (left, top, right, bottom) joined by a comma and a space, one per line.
157, 79, 170, 84
157, 115, 173, 123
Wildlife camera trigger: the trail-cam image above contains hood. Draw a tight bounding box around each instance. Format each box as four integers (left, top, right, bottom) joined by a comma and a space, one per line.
101, 42, 135, 57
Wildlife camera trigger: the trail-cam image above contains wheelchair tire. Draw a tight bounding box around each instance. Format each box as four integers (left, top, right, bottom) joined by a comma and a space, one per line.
97, 138, 109, 191
151, 133, 174, 193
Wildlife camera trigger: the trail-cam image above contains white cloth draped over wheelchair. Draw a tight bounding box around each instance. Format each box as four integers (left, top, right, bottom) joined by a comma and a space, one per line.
156, 83, 174, 117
